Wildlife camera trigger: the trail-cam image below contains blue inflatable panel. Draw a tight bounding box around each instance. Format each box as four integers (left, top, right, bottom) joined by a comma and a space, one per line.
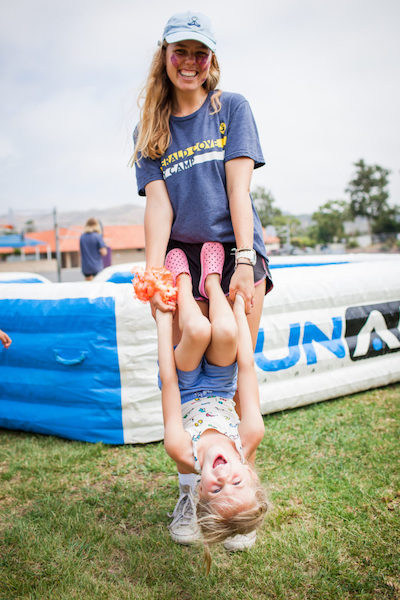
0, 296, 123, 444
0, 277, 46, 283
0, 272, 51, 284
107, 271, 134, 284
270, 261, 349, 269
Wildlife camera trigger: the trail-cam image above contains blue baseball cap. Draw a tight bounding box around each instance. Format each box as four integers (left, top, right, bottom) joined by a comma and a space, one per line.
162, 11, 216, 52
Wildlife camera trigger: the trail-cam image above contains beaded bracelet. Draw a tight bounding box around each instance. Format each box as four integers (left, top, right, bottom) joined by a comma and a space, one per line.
235, 261, 255, 268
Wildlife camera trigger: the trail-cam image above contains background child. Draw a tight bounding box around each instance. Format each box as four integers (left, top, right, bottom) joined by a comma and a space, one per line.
79, 217, 108, 281
155, 243, 268, 568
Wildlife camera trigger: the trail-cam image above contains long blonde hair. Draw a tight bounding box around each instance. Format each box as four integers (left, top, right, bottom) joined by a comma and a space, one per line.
132, 42, 222, 164
196, 474, 268, 574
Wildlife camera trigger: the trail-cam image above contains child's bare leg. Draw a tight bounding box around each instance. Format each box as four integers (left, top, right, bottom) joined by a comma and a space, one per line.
204, 273, 238, 366
174, 274, 211, 372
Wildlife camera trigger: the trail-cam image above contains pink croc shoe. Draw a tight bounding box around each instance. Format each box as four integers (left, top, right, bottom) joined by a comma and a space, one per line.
165, 248, 191, 285
199, 242, 225, 299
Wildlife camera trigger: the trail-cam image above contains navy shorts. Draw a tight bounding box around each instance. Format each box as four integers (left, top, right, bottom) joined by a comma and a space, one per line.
166, 240, 273, 301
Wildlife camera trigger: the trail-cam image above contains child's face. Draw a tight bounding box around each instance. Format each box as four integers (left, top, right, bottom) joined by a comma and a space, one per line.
199, 445, 258, 516
165, 40, 212, 93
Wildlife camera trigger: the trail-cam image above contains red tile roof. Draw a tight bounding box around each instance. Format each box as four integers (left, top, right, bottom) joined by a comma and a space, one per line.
0, 224, 278, 254
0, 225, 145, 254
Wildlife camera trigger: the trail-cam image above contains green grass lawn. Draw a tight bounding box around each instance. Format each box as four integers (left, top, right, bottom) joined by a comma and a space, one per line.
1, 384, 399, 600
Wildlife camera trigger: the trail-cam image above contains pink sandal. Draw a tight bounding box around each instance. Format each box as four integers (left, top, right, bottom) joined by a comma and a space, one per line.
199, 242, 225, 299
165, 248, 191, 285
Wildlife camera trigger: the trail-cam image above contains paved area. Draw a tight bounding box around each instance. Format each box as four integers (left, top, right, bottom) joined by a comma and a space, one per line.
38, 268, 85, 283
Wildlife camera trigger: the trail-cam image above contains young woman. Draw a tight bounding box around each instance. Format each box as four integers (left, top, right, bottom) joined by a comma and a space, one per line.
133, 11, 273, 548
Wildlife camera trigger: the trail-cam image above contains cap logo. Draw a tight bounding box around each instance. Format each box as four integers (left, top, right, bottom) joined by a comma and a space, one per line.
187, 17, 201, 28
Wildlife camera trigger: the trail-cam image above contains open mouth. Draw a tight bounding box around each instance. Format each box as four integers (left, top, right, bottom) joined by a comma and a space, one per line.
213, 455, 227, 469
179, 70, 197, 79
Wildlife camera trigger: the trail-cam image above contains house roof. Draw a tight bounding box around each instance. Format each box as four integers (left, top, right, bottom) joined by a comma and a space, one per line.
0, 225, 146, 254
0, 224, 279, 254
262, 229, 280, 244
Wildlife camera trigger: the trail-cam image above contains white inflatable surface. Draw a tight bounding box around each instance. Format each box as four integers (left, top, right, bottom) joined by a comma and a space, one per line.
1, 255, 400, 444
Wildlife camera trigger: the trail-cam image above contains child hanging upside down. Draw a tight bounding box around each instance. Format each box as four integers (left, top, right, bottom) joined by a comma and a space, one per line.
151, 242, 268, 570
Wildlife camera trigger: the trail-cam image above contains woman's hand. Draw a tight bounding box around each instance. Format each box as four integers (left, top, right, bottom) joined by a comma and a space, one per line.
229, 263, 255, 314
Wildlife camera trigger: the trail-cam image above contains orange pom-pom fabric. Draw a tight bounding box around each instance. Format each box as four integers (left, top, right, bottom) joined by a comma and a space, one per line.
132, 267, 177, 305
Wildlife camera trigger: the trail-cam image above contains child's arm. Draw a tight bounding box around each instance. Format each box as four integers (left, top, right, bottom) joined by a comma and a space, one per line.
234, 295, 265, 456
155, 310, 193, 470
0, 330, 12, 349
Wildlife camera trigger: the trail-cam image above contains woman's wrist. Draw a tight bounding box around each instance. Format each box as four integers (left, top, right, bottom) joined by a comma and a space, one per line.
233, 248, 257, 267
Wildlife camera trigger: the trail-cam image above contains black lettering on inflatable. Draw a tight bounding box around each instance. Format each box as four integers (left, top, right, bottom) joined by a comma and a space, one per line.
344, 301, 400, 361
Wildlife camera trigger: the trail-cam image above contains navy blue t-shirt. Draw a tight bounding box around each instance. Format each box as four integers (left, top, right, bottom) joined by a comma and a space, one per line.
135, 91, 267, 259
79, 232, 106, 276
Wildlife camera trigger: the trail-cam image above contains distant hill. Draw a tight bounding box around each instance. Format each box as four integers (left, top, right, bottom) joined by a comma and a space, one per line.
2, 204, 315, 233
1, 204, 145, 231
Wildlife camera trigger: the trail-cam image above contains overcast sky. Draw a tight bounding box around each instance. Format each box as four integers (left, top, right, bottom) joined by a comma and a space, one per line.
1, 0, 399, 219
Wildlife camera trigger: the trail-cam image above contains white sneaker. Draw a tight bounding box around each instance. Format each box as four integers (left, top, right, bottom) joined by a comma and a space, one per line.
223, 530, 257, 551
168, 485, 200, 545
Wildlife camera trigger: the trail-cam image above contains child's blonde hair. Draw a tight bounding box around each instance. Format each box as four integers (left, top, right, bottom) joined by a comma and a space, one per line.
196, 473, 268, 574
132, 42, 222, 164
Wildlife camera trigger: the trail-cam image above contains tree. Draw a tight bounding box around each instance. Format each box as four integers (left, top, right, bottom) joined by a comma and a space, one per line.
345, 159, 391, 233
252, 186, 282, 227
371, 206, 400, 234
310, 200, 350, 244
252, 186, 305, 250
273, 214, 301, 249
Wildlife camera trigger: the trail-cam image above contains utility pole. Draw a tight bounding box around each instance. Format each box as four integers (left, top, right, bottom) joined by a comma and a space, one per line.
53, 207, 62, 282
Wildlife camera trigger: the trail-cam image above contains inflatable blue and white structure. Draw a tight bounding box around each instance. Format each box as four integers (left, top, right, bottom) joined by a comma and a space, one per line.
1, 254, 400, 444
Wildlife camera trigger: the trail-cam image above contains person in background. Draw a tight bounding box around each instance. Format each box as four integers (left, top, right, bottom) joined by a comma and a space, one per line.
98, 219, 112, 269
79, 217, 107, 281
102, 246, 112, 269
